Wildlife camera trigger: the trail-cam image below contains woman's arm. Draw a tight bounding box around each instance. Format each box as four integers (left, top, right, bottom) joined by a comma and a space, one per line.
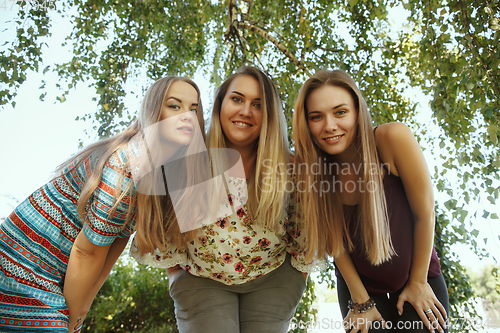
65, 148, 136, 332
75, 236, 130, 328
376, 123, 447, 332
335, 252, 385, 333
64, 231, 110, 332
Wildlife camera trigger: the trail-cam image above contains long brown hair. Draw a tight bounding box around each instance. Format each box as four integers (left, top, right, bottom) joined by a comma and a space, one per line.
207, 66, 290, 231
293, 69, 394, 265
55, 76, 205, 254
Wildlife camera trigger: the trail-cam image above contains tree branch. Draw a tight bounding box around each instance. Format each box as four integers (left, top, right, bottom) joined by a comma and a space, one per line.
235, 21, 310, 76
224, 0, 238, 42
314, 45, 344, 53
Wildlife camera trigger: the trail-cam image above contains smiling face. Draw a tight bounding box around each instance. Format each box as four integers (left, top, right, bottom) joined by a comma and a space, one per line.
219, 74, 263, 151
306, 84, 358, 161
159, 80, 199, 146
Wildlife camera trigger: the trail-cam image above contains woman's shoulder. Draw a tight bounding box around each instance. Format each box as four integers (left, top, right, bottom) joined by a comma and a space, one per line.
89, 143, 137, 189
107, 142, 139, 171
374, 122, 416, 177
374, 122, 413, 144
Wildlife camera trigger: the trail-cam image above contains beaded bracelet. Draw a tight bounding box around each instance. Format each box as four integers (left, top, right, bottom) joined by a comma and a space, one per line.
347, 298, 376, 315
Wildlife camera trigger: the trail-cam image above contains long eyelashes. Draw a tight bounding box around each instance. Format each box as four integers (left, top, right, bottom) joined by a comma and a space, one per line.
231, 96, 261, 110
167, 104, 198, 113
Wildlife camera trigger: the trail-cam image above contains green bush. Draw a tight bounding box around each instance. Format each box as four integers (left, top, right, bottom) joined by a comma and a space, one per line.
434, 211, 478, 332
289, 277, 318, 333
84, 257, 177, 332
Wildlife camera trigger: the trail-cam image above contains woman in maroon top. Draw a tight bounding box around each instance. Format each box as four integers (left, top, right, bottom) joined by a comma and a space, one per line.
293, 69, 448, 332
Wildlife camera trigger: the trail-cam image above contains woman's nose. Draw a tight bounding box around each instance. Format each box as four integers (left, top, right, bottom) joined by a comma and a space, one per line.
239, 103, 252, 117
325, 116, 337, 131
181, 110, 194, 122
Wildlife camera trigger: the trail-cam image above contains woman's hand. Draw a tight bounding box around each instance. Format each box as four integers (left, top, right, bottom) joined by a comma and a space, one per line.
68, 306, 89, 333
396, 280, 447, 333
73, 313, 87, 333
343, 306, 385, 333
166, 265, 183, 288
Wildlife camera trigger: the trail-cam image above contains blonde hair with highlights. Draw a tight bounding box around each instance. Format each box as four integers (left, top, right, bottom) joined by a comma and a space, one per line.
293, 69, 394, 265
207, 66, 290, 231
56, 76, 205, 254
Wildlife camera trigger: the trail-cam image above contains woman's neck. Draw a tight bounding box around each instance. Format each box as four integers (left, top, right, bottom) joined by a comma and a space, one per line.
331, 144, 362, 206
334, 140, 359, 166
150, 141, 181, 166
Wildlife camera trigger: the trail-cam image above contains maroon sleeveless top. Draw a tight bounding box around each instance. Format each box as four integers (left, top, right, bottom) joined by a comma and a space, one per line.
335, 165, 442, 294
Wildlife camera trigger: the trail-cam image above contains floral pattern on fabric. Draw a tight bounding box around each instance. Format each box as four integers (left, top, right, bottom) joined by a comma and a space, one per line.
130, 177, 326, 285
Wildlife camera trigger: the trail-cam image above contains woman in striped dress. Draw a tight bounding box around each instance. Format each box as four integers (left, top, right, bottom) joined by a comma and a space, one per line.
0, 76, 207, 332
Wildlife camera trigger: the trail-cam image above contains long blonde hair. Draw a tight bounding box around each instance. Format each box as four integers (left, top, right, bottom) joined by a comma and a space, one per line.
56, 76, 205, 254
207, 66, 290, 231
293, 69, 394, 265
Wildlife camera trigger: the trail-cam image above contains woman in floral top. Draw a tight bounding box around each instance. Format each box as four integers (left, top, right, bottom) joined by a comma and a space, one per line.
131, 66, 325, 332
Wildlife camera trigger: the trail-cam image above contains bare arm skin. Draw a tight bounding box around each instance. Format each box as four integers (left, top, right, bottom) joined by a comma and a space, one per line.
376, 123, 447, 333
64, 233, 129, 332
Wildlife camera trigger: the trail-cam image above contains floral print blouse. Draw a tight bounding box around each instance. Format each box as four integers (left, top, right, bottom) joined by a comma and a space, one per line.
130, 177, 326, 285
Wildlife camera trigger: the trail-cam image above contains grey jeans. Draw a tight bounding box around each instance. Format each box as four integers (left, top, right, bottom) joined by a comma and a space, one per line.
169, 254, 307, 333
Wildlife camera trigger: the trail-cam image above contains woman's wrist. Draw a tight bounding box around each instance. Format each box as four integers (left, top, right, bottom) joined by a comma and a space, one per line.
407, 275, 428, 285
348, 297, 376, 315
350, 291, 371, 304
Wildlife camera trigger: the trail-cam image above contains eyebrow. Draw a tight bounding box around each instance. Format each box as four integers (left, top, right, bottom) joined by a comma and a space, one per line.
165, 96, 198, 105
332, 103, 348, 109
165, 97, 181, 103
308, 103, 348, 114
231, 91, 261, 101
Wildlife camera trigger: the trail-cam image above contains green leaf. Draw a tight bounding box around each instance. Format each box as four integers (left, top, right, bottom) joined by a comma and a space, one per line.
487, 125, 498, 145
444, 199, 457, 210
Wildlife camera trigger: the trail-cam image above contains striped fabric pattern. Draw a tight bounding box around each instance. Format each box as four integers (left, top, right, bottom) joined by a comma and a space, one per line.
0, 146, 136, 332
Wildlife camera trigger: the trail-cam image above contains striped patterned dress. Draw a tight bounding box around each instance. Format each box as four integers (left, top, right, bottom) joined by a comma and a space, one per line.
0, 146, 136, 332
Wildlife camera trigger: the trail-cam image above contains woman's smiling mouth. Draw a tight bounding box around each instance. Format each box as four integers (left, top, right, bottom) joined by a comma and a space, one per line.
177, 125, 193, 133
323, 134, 343, 142
233, 121, 252, 128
